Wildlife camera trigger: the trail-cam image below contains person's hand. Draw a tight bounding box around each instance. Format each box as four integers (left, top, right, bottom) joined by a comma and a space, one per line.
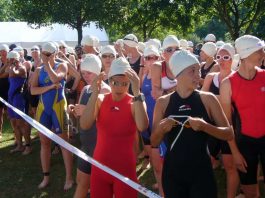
67, 104, 75, 114
159, 118, 178, 134
58, 51, 66, 59
42, 54, 50, 66
188, 117, 206, 131
125, 68, 140, 96
51, 83, 61, 90
233, 151, 247, 173
74, 104, 86, 116
91, 72, 104, 94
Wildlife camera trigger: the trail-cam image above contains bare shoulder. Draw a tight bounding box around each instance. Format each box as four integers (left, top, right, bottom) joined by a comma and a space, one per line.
206, 72, 218, 78
156, 92, 173, 108
199, 90, 217, 103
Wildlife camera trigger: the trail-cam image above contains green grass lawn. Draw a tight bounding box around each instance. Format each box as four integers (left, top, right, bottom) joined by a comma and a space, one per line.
0, 116, 264, 198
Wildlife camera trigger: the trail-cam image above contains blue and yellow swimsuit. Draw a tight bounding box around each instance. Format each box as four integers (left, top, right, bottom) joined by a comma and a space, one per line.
36, 63, 68, 134
8, 77, 27, 119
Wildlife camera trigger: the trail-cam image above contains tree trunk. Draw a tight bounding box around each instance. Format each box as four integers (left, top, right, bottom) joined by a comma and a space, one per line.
77, 25, 83, 45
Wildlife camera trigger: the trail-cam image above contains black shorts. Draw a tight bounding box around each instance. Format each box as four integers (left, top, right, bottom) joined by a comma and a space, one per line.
237, 134, 265, 185
77, 146, 95, 174
77, 130, 97, 174
208, 137, 231, 159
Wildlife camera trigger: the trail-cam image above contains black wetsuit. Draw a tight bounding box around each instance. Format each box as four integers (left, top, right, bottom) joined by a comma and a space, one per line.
162, 90, 217, 198
0, 63, 9, 108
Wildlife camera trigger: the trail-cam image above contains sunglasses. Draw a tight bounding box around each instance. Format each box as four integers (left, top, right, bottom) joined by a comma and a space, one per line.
164, 47, 179, 53
42, 52, 54, 57
59, 46, 66, 49
216, 55, 231, 61
144, 56, 159, 61
110, 79, 129, 87
31, 48, 39, 51
102, 54, 115, 59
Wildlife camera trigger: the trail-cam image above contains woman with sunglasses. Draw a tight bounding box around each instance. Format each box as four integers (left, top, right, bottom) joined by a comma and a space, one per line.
151, 50, 233, 198
220, 35, 265, 198
152, 35, 178, 99
202, 43, 239, 198
31, 42, 73, 190
199, 42, 219, 87
70, 54, 110, 198
100, 45, 117, 83
80, 57, 148, 198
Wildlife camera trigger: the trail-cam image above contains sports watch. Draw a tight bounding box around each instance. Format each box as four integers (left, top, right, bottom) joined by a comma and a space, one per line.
132, 93, 145, 102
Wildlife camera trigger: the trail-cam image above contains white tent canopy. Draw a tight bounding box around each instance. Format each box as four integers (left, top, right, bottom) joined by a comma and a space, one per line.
0, 22, 109, 48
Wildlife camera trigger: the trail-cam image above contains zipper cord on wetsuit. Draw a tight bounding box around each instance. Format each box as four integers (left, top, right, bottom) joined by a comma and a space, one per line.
168, 115, 189, 151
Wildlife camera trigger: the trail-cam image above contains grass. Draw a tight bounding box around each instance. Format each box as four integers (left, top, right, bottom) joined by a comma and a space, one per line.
0, 116, 264, 198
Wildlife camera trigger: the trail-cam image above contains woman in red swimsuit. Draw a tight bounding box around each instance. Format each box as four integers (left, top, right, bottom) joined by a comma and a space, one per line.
80, 57, 148, 198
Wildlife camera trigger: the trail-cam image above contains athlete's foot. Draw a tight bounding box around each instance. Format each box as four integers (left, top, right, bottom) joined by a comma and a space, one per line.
38, 178, 49, 189
10, 146, 24, 153
22, 146, 32, 155
64, 180, 74, 191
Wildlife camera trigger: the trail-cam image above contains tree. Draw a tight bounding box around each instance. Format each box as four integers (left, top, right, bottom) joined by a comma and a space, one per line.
210, 0, 265, 40
0, 0, 16, 21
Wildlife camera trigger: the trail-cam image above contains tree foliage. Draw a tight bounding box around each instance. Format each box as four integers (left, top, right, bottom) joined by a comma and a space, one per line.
209, 0, 265, 40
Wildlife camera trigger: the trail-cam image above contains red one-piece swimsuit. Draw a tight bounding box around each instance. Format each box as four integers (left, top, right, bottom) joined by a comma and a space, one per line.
90, 93, 138, 198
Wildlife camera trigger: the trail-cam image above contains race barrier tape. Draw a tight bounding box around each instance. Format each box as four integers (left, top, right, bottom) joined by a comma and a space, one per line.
0, 97, 161, 198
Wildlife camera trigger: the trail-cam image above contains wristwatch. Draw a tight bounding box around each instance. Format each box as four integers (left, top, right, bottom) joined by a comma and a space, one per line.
132, 93, 145, 102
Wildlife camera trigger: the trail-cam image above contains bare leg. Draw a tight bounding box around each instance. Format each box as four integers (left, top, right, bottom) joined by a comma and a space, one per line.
20, 120, 32, 155
10, 119, 24, 153
59, 132, 73, 190
74, 169, 90, 198
241, 184, 259, 198
222, 154, 240, 198
38, 132, 51, 189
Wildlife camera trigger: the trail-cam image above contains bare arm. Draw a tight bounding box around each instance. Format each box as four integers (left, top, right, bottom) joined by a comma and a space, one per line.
199, 92, 234, 141
79, 73, 104, 130
220, 78, 247, 172
126, 69, 149, 132
67, 62, 81, 90
151, 96, 173, 147
151, 63, 163, 99
44, 61, 67, 84
201, 73, 214, 92
30, 68, 59, 95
